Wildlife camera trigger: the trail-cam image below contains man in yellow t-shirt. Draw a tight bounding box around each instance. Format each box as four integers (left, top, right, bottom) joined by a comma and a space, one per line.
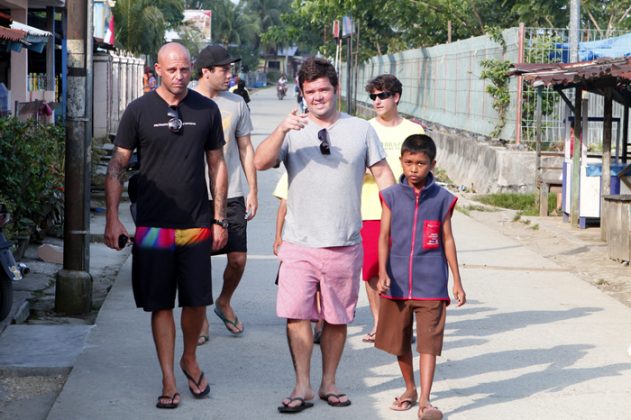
360, 74, 424, 343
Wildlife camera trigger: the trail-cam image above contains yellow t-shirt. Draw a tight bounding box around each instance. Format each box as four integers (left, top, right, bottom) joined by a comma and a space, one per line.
273, 172, 288, 200
361, 118, 424, 220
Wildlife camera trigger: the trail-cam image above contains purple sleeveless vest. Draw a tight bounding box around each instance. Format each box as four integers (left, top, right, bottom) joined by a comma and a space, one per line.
379, 173, 457, 301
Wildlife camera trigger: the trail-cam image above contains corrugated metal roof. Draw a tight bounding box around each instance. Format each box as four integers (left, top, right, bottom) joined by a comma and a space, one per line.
510, 57, 631, 107
0, 26, 26, 42
509, 57, 631, 89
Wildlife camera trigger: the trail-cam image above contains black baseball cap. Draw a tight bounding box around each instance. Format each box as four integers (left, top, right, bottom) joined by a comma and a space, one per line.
196, 45, 241, 71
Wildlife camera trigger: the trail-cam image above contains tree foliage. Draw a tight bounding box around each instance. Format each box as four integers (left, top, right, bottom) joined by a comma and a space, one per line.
112, 0, 631, 71
264, 0, 631, 60
112, 0, 184, 58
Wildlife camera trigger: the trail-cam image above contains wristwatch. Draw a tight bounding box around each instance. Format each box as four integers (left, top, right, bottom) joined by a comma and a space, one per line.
212, 218, 229, 229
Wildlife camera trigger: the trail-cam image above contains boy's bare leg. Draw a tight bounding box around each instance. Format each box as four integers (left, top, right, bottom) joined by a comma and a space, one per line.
396, 348, 418, 402
364, 276, 380, 336
418, 353, 437, 410
151, 309, 180, 404
283, 319, 315, 407
318, 323, 350, 405
180, 306, 209, 394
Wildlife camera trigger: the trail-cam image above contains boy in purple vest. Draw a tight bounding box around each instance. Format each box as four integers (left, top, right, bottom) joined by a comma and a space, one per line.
375, 134, 466, 420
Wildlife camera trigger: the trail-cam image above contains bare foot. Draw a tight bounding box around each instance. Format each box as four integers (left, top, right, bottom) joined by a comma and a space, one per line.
318, 386, 351, 406
157, 392, 180, 408
214, 303, 244, 334
281, 387, 314, 408
158, 376, 180, 408
419, 404, 443, 420
179, 358, 209, 396
390, 390, 417, 411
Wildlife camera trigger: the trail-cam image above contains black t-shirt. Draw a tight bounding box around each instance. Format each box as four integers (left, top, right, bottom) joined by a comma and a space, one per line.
115, 90, 225, 228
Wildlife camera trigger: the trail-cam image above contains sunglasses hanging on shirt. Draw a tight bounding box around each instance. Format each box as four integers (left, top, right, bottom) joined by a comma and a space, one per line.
317, 129, 331, 155
167, 106, 183, 134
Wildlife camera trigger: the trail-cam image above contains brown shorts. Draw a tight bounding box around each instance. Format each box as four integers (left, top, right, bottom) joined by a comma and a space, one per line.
375, 298, 447, 356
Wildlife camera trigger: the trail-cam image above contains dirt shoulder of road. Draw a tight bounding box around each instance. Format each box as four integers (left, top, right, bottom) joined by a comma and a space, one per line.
458, 194, 631, 309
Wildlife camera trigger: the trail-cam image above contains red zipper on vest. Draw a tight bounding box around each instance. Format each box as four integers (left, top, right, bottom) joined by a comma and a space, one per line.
408, 189, 421, 299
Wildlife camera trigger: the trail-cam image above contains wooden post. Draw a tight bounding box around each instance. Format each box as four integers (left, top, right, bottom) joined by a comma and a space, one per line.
515, 23, 525, 146
571, 87, 583, 227
447, 21, 452, 43
601, 88, 612, 241
535, 84, 546, 216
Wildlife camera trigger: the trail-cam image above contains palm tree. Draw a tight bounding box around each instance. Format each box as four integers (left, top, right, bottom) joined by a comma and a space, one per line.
112, 0, 184, 58
211, 0, 259, 48
243, 0, 291, 51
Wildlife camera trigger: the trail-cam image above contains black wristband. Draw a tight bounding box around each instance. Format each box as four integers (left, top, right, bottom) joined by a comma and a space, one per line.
212, 218, 229, 229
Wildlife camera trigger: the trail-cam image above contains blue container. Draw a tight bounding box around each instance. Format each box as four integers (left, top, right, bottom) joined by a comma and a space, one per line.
585, 162, 623, 194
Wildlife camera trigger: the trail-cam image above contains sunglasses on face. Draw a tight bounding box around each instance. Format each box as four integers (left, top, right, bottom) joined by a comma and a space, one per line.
369, 91, 394, 101
317, 129, 331, 155
167, 107, 183, 134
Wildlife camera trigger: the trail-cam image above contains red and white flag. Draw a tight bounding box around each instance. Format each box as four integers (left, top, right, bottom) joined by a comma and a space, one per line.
104, 14, 115, 45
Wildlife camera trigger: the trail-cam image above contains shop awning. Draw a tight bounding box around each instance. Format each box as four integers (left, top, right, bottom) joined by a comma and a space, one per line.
0, 26, 26, 42
10, 21, 52, 38
5, 20, 52, 53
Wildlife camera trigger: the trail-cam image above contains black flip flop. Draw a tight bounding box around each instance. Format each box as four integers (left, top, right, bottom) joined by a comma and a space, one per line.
278, 397, 314, 413
180, 367, 210, 398
320, 393, 352, 407
156, 393, 180, 409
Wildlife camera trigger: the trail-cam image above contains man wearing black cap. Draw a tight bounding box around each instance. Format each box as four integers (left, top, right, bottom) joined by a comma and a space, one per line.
195, 45, 257, 342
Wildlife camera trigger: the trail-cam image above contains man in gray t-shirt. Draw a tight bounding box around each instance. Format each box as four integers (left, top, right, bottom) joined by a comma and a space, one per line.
195, 45, 257, 341
254, 58, 394, 413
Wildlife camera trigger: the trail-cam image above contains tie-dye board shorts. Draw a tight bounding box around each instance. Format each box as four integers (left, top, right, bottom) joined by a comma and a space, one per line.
131, 226, 213, 311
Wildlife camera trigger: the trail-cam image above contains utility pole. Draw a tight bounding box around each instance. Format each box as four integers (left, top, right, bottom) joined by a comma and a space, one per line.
569, 0, 581, 227
56, 0, 93, 314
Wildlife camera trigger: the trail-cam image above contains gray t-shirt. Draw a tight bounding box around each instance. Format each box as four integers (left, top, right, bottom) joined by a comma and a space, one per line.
205, 90, 253, 199
279, 113, 386, 247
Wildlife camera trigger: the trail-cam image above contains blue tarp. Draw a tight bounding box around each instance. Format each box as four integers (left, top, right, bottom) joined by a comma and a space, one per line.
585, 163, 626, 177
554, 32, 631, 63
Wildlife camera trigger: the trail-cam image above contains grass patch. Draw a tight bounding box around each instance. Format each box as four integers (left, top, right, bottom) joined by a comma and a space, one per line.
465, 203, 496, 212
473, 193, 558, 216
434, 167, 452, 184
456, 206, 470, 216
456, 203, 499, 216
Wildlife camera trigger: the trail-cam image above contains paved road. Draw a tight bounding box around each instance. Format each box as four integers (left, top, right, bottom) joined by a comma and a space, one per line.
46, 86, 631, 419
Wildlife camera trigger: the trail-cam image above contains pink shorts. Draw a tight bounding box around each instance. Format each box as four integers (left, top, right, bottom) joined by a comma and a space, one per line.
360, 220, 380, 281
276, 241, 363, 325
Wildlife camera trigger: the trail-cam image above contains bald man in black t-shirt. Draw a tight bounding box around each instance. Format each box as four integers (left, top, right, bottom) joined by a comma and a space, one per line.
104, 43, 228, 410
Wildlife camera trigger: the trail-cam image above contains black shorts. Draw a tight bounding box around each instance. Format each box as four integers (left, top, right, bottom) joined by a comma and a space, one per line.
131, 227, 213, 312
209, 197, 248, 255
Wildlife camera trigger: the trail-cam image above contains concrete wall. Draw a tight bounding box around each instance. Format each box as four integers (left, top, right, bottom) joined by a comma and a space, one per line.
342, 27, 520, 141
431, 128, 535, 193
356, 102, 537, 194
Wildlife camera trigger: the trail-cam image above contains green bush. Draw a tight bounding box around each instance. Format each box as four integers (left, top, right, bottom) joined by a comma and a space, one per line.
0, 117, 65, 240
266, 69, 281, 86
474, 192, 557, 216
